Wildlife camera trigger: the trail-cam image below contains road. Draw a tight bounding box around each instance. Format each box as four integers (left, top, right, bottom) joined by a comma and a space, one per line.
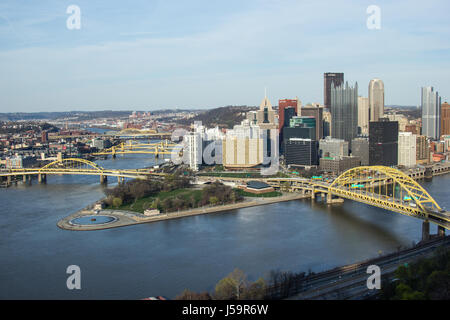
286, 236, 450, 300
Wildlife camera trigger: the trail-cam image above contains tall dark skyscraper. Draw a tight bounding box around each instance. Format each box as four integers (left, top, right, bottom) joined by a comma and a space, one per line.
324, 72, 344, 109
330, 81, 358, 147
369, 119, 398, 166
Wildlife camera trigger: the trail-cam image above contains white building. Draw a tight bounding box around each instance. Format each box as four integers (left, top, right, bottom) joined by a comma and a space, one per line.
398, 132, 416, 167
185, 132, 202, 171
222, 120, 264, 169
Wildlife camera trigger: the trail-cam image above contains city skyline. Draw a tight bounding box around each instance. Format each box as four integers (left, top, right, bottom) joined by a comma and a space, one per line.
0, 0, 449, 112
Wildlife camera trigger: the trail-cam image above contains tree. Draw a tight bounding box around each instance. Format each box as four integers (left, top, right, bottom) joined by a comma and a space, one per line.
209, 196, 219, 206
426, 270, 450, 299
214, 268, 248, 300
112, 197, 122, 208
241, 278, 266, 300
175, 289, 212, 300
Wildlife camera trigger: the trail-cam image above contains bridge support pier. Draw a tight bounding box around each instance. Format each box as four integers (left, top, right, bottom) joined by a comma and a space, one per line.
438, 226, 446, 237
117, 176, 124, 185
38, 174, 47, 184
23, 175, 31, 185
100, 175, 108, 184
422, 220, 430, 242
6, 176, 11, 186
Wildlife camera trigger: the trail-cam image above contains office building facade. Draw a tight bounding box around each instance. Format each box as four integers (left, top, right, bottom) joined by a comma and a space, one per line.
319, 137, 349, 158
324, 72, 344, 109
357, 96, 369, 135
351, 137, 369, 166
398, 132, 416, 167
368, 79, 384, 121
330, 81, 358, 146
369, 119, 398, 166
421, 86, 441, 140
441, 102, 450, 137
284, 138, 318, 166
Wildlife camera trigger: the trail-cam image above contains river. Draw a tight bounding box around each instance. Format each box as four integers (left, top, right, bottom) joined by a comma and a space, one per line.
0, 151, 448, 299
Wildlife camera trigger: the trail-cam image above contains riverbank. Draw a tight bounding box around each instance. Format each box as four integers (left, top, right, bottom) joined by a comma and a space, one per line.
57, 192, 310, 231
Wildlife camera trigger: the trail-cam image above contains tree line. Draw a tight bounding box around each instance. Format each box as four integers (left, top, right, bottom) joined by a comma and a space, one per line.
103, 174, 244, 213
174, 268, 315, 300
381, 246, 450, 300
102, 170, 192, 209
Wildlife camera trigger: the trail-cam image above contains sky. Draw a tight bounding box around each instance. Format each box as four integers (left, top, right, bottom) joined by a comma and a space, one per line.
0, 0, 449, 112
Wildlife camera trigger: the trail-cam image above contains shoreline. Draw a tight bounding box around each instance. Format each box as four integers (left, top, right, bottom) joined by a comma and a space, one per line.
57, 192, 311, 231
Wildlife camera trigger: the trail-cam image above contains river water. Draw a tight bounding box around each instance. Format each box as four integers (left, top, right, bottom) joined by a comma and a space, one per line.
0, 151, 448, 299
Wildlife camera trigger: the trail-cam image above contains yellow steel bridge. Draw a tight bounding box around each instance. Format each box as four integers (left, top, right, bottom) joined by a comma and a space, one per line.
199, 166, 450, 230
0, 158, 164, 184
1, 162, 448, 231
92, 140, 180, 158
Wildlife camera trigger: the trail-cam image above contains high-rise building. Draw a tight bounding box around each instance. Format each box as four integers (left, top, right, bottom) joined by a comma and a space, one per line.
330, 81, 358, 146
357, 96, 369, 135
301, 103, 324, 140
223, 120, 263, 169
256, 93, 277, 158
369, 79, 384, 122
256, 94, 277, 130
284, 138, 318, 166
246, 111, 258, 125
278, 98, 300, 133
369, 119, 398, 166
398, 132, 416, 167
416, 135, 429, 164
440, 102, 450, 137
185, 132, 202, 171
279, 105, 297, 153
351, 137, 369, 165
324, 73, 344, 109
319, 137, 349, 158
421, 86, 441, 140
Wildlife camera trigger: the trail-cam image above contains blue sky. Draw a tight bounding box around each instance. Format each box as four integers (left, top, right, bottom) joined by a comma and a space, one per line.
0, 0, 449, 112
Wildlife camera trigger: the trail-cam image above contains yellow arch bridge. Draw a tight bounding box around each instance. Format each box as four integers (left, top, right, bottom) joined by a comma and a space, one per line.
1, 163, 448, 236
92, 140, 181, 158
201, 166, 450, 234
0, 158, 164, 184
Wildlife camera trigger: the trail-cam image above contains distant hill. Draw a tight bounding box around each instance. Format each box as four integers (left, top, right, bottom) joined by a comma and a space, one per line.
0, 111, 132, 121
177, 105, 258, 129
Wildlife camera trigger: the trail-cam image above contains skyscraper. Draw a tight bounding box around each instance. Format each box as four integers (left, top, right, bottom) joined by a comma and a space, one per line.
369, 119, 398, 166
301, 103, 324, 140
278, 98, 300, 153
440, 102, 450, 137
421, 86, 441, 140
398, 132, 416, 167
278, 98, 300, 133
257, 94, 277, 129
256, 93, 277, 158
330, 81, 358, 147
324, 73, 344, 109
368, 79, 384, 121
357, 96, 369, 135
